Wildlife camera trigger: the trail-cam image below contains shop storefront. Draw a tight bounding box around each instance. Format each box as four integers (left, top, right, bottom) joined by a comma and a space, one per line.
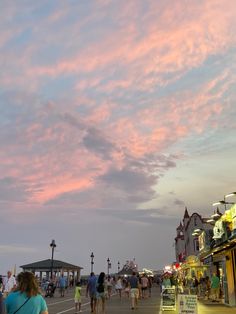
200, 204, 236, 306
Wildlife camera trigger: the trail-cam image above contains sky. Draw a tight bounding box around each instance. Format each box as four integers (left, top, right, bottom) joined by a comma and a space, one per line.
0, 0, 236, 276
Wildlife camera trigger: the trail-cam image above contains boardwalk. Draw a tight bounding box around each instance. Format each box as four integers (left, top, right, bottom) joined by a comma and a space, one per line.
45, 286, 236, 314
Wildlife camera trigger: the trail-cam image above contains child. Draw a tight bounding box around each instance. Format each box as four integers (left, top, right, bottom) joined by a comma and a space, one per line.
74, 281, 82, 313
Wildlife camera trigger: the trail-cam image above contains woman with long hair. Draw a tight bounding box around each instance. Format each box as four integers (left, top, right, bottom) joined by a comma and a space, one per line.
5, 271, 48, 314
96, 272, 106, 314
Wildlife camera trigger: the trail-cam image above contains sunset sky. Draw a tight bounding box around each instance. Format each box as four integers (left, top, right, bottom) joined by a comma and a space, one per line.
0, 0, 236, 275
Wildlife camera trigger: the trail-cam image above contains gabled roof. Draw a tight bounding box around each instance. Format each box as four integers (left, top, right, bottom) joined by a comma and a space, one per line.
177, 221, 183, 230
20, 259, 83, 270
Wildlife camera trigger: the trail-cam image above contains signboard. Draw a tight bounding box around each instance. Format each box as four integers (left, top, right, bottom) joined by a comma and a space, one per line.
199, 229, 213, 252
178, 294, 198, 314
231, 205, 236, 236
161, 287, 176, 311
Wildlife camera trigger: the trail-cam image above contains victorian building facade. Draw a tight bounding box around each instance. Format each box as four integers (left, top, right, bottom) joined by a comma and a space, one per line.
175, 207, 213, 262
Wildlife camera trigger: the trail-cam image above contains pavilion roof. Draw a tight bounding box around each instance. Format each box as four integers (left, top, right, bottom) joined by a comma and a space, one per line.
20, 259, 83, 270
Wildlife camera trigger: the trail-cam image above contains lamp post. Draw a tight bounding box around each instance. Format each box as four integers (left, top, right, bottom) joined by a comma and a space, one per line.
90, 252, 94, 273
107, 258, 111, 275
50, 239, 56, 279
118, 261, 120, 273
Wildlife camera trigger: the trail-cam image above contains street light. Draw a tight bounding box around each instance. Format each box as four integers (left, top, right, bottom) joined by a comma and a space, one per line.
50, 239, 56, 279
90, 252, 94, 273
107, 258, 111, 275
225, 192, 236, 199
213, 192, 235, 211
118, 261, 120, 273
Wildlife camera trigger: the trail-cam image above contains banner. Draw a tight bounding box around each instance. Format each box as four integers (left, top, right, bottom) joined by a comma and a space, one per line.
178, 294, 198, 314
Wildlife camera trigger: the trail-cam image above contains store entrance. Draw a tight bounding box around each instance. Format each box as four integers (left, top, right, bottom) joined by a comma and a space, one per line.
215, 260, 229, 304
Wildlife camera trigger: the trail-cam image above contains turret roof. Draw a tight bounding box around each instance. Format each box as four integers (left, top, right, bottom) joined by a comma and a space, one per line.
184, 207, 189, 218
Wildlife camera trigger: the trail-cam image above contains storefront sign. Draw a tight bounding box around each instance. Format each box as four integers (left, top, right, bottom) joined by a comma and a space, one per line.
186, 255, 199, 265
178, 294, 198, 314
199, 229, 214, 252
161, 287, 176, 311
199, 232, 205, 252
231, 205, 236, 235
213, 220, 225, 239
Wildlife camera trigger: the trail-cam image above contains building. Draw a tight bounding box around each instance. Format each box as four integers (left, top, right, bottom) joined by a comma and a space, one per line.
199, 204, 236, 306
20, 259, 83, 283
175, 207, 213, 262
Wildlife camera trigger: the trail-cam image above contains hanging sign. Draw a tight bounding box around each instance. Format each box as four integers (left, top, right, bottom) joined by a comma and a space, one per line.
178, 294, 198, 314
161, 287, 176, 311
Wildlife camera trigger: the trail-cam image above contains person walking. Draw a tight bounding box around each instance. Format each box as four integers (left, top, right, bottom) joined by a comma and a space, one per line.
86, 272, 97, 313
0, 276, 3, 314
148, 276, 153, 297
210, 272, 220, 302
115, 276, 123, 300
106, 276, 112, 299
129, 272, 139, 310
3, 271, 16, 297
74, 281, 82, 313
141, 274, 149, 299
58, 273, 66, 297
96, 272, 106, 314
5, 271, 48, 314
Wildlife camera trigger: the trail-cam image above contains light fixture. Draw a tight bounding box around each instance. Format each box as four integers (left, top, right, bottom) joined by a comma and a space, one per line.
225, 192, 236, 198
211, 212, 221, 219
206, 218, 215, 223
213, 201, 224, 206
213, 200, 234, 206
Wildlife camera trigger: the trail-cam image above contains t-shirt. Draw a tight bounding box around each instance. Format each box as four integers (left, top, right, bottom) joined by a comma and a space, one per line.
87, 276, 97, 294
59, 276, 66, 288
211, 276, 220, 289
74, 286, 81, 299
129, 276, 138, 289
4, 276, 16, 293
5, 291, 47, 314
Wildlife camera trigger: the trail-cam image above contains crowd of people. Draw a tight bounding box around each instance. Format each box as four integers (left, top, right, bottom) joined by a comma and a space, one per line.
0, 267, 223, 314
86, 271, 154, 313
0, 269, 154, 314
160, 271, 221, 302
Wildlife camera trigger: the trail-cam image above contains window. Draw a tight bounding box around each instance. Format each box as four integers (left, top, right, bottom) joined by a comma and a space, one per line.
194, 239, 199, 251
194, 216, 197, 226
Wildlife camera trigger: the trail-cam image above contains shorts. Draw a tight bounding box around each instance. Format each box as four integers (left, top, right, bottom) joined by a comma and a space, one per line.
130, 288, 139, 299
97, 292, 106, 300
75, 298, 81, 303
89, 291, 97, 299
141, 287, 147, 291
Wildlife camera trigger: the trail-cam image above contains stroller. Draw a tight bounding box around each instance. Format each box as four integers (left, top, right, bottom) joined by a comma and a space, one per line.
45, 282, 56, 297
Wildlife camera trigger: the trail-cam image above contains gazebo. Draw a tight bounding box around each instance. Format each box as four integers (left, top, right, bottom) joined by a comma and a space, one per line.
20, 259, 83, 282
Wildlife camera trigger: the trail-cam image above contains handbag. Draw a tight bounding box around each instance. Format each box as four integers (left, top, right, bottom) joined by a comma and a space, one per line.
13, 297, 30, 314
